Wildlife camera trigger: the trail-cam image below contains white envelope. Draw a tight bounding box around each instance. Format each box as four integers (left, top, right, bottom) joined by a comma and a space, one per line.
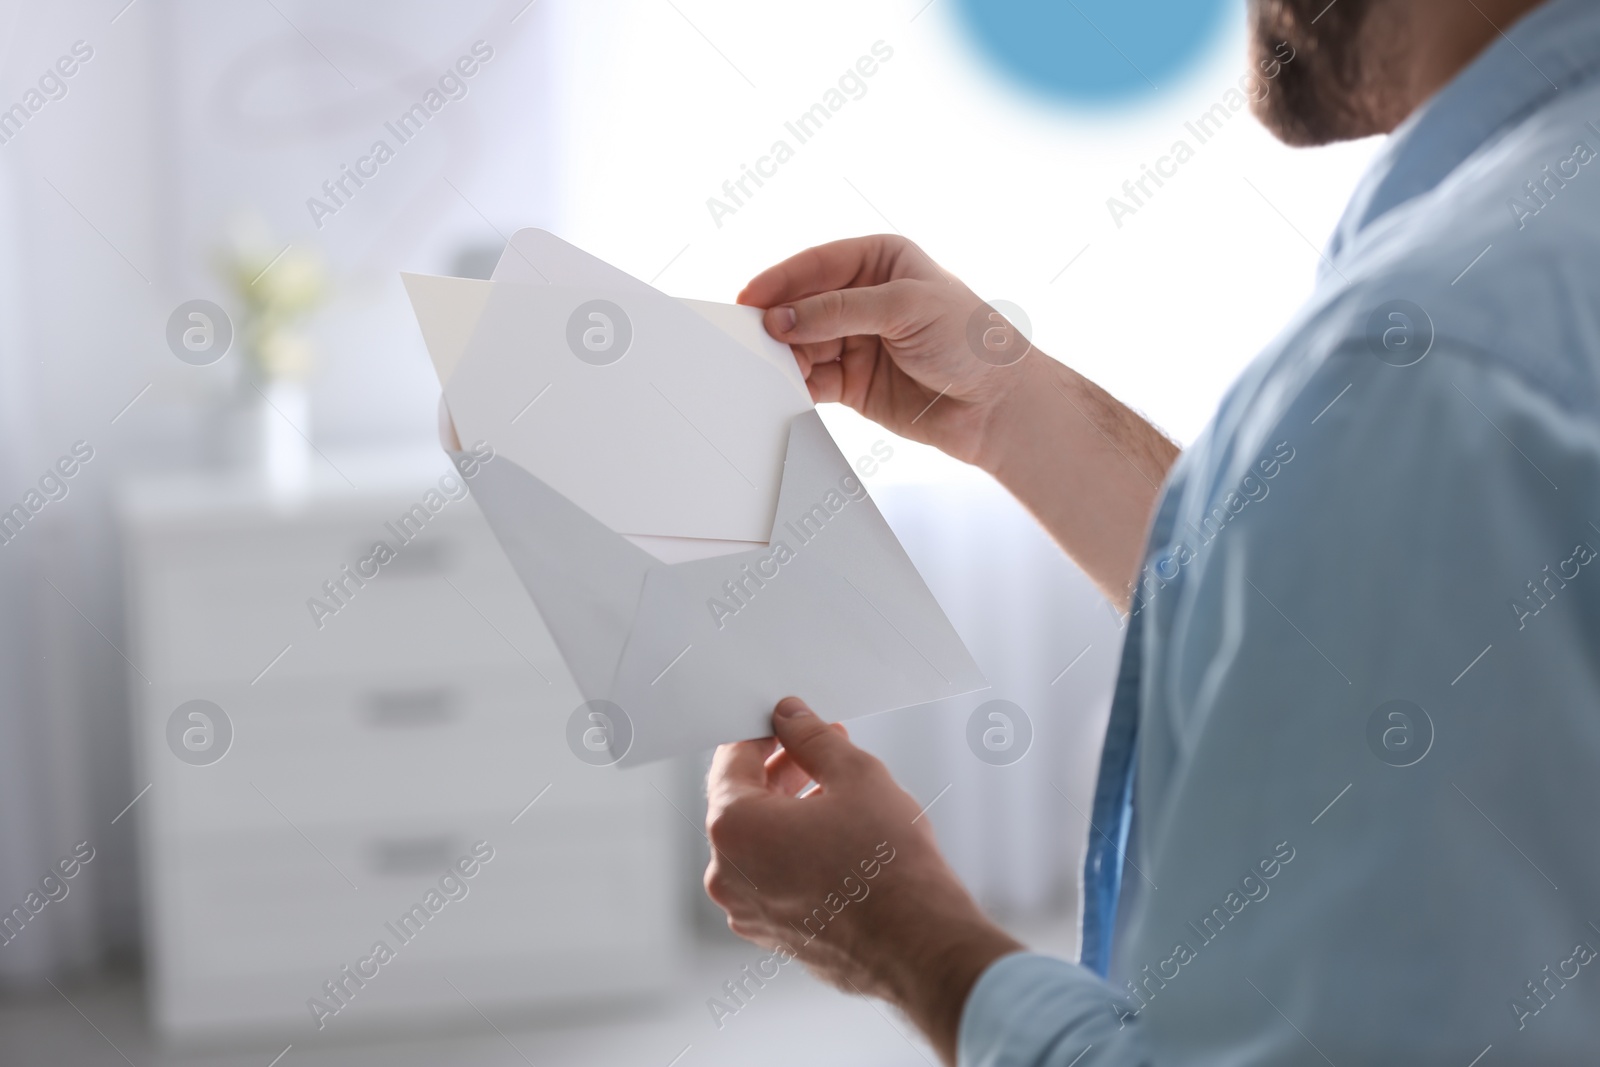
403, 229, 986, 764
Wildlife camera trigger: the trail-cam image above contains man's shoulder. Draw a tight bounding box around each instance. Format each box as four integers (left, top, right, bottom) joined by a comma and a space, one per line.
1186, 82, 1600, 544
1322, 82, 1600, 409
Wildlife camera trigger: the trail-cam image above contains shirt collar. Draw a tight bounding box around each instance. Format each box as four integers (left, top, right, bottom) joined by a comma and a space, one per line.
1327, 0, 1600, 265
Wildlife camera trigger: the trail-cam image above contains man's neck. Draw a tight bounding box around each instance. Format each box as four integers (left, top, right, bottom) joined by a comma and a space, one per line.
1387, 0, 1550, 127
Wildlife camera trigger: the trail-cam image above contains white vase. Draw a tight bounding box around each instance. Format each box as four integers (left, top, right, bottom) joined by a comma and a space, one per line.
256, 380, 313, 495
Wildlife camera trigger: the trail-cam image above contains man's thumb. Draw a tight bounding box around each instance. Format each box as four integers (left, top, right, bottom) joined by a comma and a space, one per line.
772, 697, 855, 783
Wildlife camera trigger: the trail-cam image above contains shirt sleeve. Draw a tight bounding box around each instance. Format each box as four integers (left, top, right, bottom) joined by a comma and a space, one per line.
960, 952, 1150, 1066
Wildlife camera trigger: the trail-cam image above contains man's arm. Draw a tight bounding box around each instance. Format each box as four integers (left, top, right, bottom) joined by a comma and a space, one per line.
739, 234, 1178, 607
703, 699, 1143, 1066
708, 334, 1600, 1064
980, 355, 1178, 609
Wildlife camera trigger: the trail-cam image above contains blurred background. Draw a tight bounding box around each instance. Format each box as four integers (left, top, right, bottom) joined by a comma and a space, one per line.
0, 0, 1379, 1063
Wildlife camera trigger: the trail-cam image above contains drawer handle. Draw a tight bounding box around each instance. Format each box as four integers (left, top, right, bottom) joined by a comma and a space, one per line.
371, 538, 450, 577
367, 835, 458, 876
364, 688, 456, 728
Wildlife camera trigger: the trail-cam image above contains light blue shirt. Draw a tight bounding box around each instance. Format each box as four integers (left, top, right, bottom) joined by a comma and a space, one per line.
960, 1, 1600, 1062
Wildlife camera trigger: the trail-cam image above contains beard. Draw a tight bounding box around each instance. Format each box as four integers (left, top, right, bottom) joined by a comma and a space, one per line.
1248, 0, 1407, 145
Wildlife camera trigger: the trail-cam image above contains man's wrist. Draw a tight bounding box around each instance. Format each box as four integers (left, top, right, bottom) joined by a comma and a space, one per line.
971, 349, 1063, 480
873, 908, 1025, 1064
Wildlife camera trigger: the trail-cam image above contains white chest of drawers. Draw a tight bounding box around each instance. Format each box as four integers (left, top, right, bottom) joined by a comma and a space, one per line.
117, 450, 685, 1038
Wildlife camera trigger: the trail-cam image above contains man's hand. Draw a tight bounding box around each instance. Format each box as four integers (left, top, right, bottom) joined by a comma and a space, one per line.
738, 234, 1029, 469
704, 697, 1023, 1064
741, 233, 1181, 609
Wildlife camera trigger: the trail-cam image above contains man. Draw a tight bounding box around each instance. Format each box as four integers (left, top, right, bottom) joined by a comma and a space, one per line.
702, 0, 1600, 1062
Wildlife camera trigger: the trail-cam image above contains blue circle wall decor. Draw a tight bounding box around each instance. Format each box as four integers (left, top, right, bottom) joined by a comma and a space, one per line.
953, 0, 1234, 105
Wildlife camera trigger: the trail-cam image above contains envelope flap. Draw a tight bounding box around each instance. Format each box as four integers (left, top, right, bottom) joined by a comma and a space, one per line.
607, 411, 987, 763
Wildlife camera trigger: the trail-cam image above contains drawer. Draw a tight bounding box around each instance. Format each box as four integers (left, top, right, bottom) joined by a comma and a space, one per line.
135, 675, 669, 835
127, 514, 564, 686
144, 815, 684, 1025
147, 815, 682, 978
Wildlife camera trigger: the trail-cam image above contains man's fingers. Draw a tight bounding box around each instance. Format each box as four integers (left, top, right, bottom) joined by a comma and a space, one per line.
802, 359, 844, 405
762, 280, 922, 347
770, 698, 861, 784
738, 234, 922, 309
765, 722, 851, 795
708, 738, 778, 809
763, 748, 814, 796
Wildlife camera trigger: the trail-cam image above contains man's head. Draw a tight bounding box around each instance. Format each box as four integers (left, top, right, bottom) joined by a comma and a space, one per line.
1248, 0, 1402, 145
1248, 0, 1551, 145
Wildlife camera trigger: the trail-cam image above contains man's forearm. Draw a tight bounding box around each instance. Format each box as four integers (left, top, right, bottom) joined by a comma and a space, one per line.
871, 909, 1024, 1064
978, 355, 1179, 608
